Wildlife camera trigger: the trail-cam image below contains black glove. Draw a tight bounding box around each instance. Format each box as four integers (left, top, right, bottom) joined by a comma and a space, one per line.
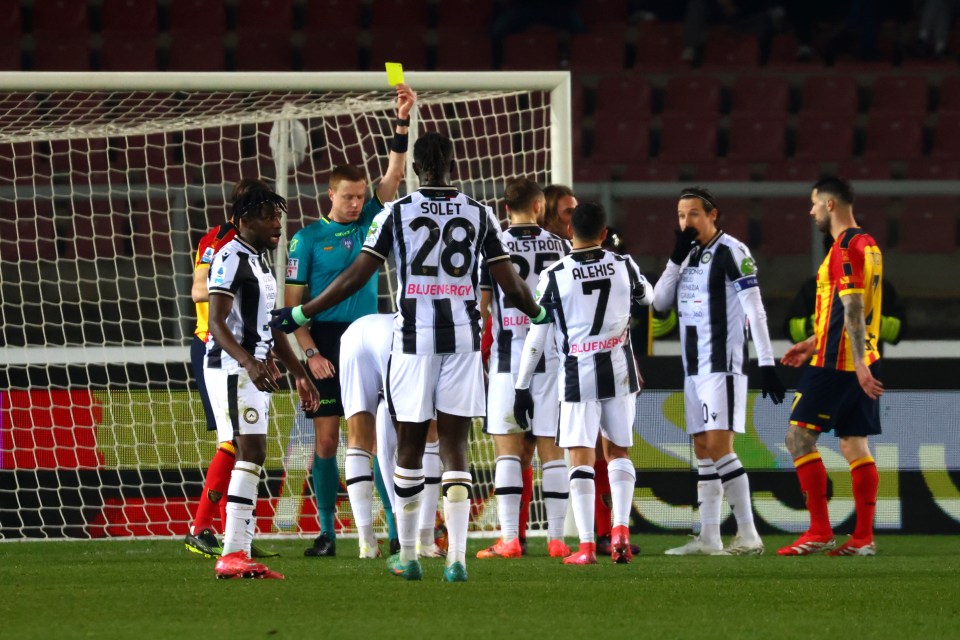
760, 365, 786, 405
269, 306, 304, 334
670, 227, 698, 265
513, 388, 534, 431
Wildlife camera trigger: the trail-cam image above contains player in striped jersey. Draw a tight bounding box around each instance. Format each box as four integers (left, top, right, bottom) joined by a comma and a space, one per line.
515, 202, 652, 565
779, 177, 884, 557
271, 131, 546, 582
652, 187, 785, 557
206, 189, 319, 579
476, 178, 571, 560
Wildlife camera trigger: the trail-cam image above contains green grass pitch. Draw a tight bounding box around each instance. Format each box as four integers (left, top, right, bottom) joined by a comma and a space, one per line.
2, 536, 958, 640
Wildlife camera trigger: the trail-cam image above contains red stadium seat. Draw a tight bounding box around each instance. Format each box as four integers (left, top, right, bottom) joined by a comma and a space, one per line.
762, 160, 824, 182
594, 74, 652, 121
235, 0, 293, 32
100, 0, 157, 32
702, 29, 760, 69
657, 115, 717, 163
716, 198, 751, 244
233, 29, 293, 71
367, 27, 427, 70
695, 160, 753, 182
132, 207, 173, 258
166, 31, 224, 71
851, 197, 891, 249
32, 0, 88, 32
730, 75, 789, 115
581, 0, 628, 26
368, 0, 430, 28
69, 211, 128, 261
663, 76, 721, 116
99, 31, 158, 71
300, 29, 360, 71
166, 0, 226, 36
766, 33, 818, 68
937, 75, 960, 115
862, 114, 924, 161
501, 28, 559, 70
800, 75, 858, 117
14, 218, 56, 262
590, 117, 650, 164
869, 75, 928, 116
436, 0, 494, 29
567, 30, 628, 73
898, 197, 958, 254
634, 21, 685, 71
615, 198, 680, 258
0, 38, 19, 70
619, 161, 679, 182
435, 28, 493, 71
759, 198, 812, 256
931, 113, 960, 160
31, 31, 89, 71
835, 159, 891, 181
574, 162, 613, 183
0, 142, 43, 182
904, 159, 960, 180
726, 114, 787, 162
49, 139, 111, 183
793, 114, 854, 162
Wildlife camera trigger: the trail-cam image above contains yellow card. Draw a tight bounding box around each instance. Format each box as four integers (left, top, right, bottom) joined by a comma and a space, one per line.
385, 62, 405, 86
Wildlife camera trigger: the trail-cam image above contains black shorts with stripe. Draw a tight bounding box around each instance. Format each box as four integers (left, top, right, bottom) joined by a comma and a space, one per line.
304, 321, 352, 418
789, 362, 882, 437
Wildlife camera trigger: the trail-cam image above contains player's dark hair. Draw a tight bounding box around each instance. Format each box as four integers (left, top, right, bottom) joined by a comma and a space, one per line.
413, 131, 454, 182
329, 165, 368, 190
503, 177, 543, 212
571, 202, 606, 241
679, 186, 717, 214
231, 188, 287, 223
813, 176, 855, 205
542, 184, 574, 227
230, 178, 270, 203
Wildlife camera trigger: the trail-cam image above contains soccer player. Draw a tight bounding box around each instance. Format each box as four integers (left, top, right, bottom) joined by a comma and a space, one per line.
271, 131, 546, 582
285, 83, 416, 558
541, 183, 576, 240
779, 177, 884, 557
652, 187, 785, 556
206, 188, 319, 579
476, 177, 571, 560
184, 177, 278, 559
514, 202, 652, 565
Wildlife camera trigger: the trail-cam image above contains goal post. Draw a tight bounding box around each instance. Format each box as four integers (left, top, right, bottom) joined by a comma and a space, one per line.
0, 71, 572, 540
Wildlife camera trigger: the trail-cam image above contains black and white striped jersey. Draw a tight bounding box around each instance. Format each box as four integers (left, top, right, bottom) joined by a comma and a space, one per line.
480, 224, 570, 374
362, 186, 511, 355
205, 236, 277, 371
652, 231, 775, 377
535, 247, 652, 402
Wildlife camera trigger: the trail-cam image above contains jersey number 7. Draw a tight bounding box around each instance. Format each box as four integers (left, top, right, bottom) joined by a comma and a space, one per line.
582, 279, 610, 335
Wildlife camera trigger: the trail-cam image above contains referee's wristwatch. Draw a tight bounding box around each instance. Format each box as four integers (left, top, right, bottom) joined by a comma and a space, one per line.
304, 348, 318, 359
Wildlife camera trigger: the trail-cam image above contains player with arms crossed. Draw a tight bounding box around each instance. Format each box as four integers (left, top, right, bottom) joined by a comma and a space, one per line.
271, 131, 546, 582
515, 202, 652, 565
205, 188, 319, 579
653, 187, 785, 556
779, 177, 884, 557
285, 84, 416, 558
477, 177, 571, 560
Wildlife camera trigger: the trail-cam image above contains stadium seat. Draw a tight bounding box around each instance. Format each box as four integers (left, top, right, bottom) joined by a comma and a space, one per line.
435, 28, 493, 70
590, 117, 650, 164
716, 198, 751, 245
500, 28, 559, 70
657, 115, 718, 163
580, 0, 629, 26
662, 76, 721, 116
368, 0, 430, 28
730, 75, 789, 115
166, 31, 224, 71
100, 0, 157, 32
567, 30, 628, 73
800, 75, 858, 117
233, 29, 293, 71
166, 0, 226, 36
835, 159, 891, 181
695, 160, 753, 181
615, 198, 679, 258
726, 114, 787, 162
574, 162, 613, 183
436, 0, 494, 29
619, 161, 679, 182
367, 27, 427, 70
115, 134, 171, 184
31, 31, 90, 71
31, 0, 88, 32
905, 159, 960, 180
898, 197, 958, 254
49, 139, 110, 183
759, 198, 813, 256
300, 29, 360, 71
793, 114, 855, 162
852, 197, 891, 249
99, 31, 158, 71
931, 113, 960, 160
0, 38, 19, 70
594, 74, 652, 121
69, 211, 128, 261
937, 75, 960, 114
869, 75, 929, 116
702, 28, 760, 69
132, 208, 173, 258
765, 32, 817, 68
0, 142, 39, 182
762, 160, 824, 182
634, 21, 685, 71
862, 114, 924, 161
235, 0, 293, 32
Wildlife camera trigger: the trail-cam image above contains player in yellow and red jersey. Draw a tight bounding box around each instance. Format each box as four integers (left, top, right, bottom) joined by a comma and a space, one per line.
779, 176, 885, 557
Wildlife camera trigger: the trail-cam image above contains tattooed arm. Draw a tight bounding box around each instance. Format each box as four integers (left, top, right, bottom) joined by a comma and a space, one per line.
840, 292, 884, 399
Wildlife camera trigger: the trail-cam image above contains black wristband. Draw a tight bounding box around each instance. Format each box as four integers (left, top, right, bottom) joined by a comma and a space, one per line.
390, 132, 409, 153
395, 117, 410, 127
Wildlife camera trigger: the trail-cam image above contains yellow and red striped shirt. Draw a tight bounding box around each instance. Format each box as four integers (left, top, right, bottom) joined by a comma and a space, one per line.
193, 222, 236, 342
810, 227, 882, 371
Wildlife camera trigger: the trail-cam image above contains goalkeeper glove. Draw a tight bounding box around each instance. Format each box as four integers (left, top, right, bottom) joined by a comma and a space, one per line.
270, 305, 309, 334
513, 388, 534, 431
759, 365, 786, 405
669, 227, 698, 265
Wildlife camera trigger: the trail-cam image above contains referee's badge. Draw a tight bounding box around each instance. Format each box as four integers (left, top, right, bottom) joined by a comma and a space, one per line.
701, 251, 712, 264
243, 408, 259, 424
343, 237, 354, 250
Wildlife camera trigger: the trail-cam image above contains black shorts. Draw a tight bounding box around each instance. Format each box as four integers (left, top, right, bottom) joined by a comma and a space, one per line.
304, 321, 352, 418
789, 361, 882, 438
191, 336, 216, 431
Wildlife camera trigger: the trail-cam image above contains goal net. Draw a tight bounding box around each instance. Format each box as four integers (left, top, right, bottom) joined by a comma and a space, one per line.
0, 71, 572, 540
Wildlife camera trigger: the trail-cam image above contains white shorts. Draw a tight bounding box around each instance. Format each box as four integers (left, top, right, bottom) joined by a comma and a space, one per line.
374, 399, 397, 507
486, 370, 559, 438
684, 372, 748, 434
386, 351, 486, 423
558, 393, 636, 449
340, 335, 384, 421
204, 367, 271, 443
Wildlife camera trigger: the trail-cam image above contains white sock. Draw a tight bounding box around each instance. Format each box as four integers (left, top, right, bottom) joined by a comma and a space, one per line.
222, 461, 261, 556
607, 457, 636, 529
494, 455, 522, 540
541, 459, 569, 540
393, 466, 424, 563
419, 440, 442, 544
442, 471, 472, 566
568, 465, 595, 544
697, 457, 723, 547
345, 448, 375, 545
716, 452, 759, 541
